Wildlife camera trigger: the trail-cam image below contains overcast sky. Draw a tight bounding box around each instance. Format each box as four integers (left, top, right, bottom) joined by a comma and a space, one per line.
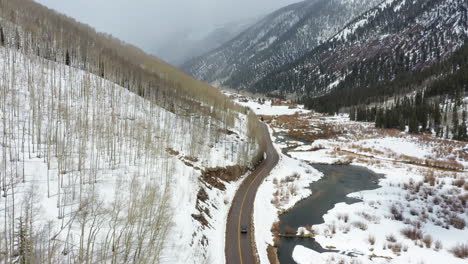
35, 0, 301, 61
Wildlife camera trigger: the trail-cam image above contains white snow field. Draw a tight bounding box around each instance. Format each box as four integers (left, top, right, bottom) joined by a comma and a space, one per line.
0, 46, 258, 263
290, 119, 468, 264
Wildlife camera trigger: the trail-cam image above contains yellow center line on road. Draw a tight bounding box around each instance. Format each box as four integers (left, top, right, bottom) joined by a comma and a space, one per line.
237, 162, 268, 264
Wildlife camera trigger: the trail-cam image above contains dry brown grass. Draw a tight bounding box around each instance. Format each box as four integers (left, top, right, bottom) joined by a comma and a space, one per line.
386, 234, 397, 243
422, 235, 433, 248
401, 227, 423, 241
352, 221, 368, 231
271, 221, 280, 234
449, 214, 466, 229
450, 243, 468, 259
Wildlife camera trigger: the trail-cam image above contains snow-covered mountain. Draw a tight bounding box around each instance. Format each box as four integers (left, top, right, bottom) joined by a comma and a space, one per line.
254, 0, 467, 97
182, 0, 382, 91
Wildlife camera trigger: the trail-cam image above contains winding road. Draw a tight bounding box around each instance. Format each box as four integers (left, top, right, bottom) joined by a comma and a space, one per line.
226, 123, 280, 264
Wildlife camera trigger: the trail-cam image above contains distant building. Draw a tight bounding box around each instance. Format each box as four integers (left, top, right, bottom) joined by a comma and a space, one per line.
271, 100, 297, 108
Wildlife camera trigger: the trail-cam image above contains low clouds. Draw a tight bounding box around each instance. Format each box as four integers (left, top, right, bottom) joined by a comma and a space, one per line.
35, 0, 300, 62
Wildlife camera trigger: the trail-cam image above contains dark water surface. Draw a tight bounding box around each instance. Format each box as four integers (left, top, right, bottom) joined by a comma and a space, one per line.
277, 164, 382, 264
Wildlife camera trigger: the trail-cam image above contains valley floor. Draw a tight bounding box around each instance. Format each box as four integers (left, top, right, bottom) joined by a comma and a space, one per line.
233, 95, 468, 264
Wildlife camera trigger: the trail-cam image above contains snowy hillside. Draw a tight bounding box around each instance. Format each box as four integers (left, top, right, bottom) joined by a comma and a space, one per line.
182, 0, 381, 92
0, 43, 257, 263
254, 0, 468, 99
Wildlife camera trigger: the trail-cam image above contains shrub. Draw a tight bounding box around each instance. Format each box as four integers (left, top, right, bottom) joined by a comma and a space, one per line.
450, 243, 468, 259
424, 171, 436, 186
434, 240, 443, 251
453, 178, 465, 188
386, 234, 397, 243
403, 244, 408, 252
450, 215, 466, 229
352, 221, 368, 231
401, 227, 423, 240
271, 221, 280, 233
390, 205, 403, 221
368, 235, 376, 245
337, 213, 349, 223
422, 235, 432, 248
289, 184, 297, 195
391, 243, 402, 254
327, 223, 337, 235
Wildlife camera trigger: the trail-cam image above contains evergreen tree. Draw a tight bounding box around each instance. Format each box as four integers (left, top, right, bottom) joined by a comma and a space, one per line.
409, 113, 419, 133
65, 49, 71, 66
0, 26, 5, 46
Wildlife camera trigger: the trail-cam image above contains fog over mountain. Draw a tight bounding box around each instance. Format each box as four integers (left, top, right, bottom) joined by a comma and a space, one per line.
35, 0, 301, 64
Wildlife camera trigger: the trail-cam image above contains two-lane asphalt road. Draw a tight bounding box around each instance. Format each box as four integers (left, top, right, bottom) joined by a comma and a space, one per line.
226, 123, 279, 264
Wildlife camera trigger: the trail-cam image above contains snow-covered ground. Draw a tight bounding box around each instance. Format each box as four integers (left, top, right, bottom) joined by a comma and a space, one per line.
226, 92, 309, 116
293, 160, 468, 264
0, 46, 257, 263
254, 128, 323, 264
288, 118, 468, 264
235, 96, 467, 264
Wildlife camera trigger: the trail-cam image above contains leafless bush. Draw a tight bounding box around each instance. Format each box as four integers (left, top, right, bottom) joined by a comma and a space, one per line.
271, 197, 280, 207
450, 243, 468, 259
424, 171, 436, 186
390, 205, 403, 221
357, 211, 380, 223
289, 184, 297, 195
327, 223, 337, 235
402, 244, 408, 252
401, 227, 423, 241
391, 243, 402, 254
368, 235, 376, 245
422, 235, 432, 248
453, 178, 466, 188
386, 234, 397, 243
352, 221, 368, 231
449, 214, 466, 229
337, 213, 349, 223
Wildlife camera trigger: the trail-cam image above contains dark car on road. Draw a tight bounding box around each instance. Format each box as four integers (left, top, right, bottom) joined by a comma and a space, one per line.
241, 225, 248, 234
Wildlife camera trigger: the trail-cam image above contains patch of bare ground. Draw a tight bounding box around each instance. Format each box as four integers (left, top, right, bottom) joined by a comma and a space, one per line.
192, 166, 248, 228
202, 165, 248, 190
